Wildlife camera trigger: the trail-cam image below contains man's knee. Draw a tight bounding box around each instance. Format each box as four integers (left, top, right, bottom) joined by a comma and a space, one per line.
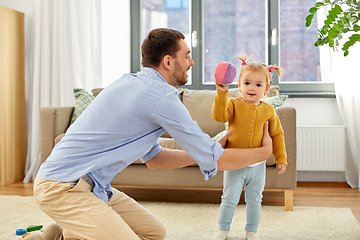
153, 221, 167, 240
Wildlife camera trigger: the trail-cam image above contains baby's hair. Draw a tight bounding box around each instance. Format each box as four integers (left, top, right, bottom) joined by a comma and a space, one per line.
238, 54, 283, 85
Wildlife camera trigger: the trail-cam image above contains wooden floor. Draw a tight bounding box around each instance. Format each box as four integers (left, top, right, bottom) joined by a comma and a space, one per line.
1, 182, 359, 223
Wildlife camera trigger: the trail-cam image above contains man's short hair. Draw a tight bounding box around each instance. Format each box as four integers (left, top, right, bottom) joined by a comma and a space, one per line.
141, 28, 185, 68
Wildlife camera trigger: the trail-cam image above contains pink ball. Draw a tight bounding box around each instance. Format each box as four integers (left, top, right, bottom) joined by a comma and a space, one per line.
214, 62, 237, 85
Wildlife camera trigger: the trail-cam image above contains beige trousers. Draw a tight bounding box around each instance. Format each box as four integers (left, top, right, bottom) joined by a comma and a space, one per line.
33, 177, 166, 240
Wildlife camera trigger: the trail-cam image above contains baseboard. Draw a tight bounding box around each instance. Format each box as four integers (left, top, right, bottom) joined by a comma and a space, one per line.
113, 185, 286, 205
297, 171, 346, 182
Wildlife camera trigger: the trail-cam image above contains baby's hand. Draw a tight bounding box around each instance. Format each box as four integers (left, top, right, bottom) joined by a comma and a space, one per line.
215, 80, 229, 91
277, 163, 287, 174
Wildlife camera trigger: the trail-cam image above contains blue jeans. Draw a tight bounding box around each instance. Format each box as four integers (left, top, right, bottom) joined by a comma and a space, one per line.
218, 161, 266, 232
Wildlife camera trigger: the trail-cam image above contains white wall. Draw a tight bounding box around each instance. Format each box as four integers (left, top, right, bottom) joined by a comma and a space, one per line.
283, 98, 343, 125
101, 0, 131, 87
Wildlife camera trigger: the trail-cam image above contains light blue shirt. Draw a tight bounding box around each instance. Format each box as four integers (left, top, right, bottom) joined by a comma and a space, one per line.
37, 68, 223, 203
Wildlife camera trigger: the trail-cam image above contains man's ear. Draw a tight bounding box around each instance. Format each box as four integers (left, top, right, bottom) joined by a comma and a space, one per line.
163, 55, 172, 70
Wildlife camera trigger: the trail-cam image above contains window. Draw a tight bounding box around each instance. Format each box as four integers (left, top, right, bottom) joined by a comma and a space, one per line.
203, 0, 266, 85
130, 0, 193, 84
131, 0, 334, 96
273, 0, 334, 96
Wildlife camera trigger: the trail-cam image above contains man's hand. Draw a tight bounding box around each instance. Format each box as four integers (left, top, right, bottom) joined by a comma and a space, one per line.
262, 121, 273, 159
277, 163, 287, 174
217, 129, 233, 149
217, 122, 273, 171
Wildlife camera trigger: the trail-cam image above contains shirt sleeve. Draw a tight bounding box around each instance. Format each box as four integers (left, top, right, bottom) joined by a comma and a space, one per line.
150, 90, 223, 180
140, 140, 162, 163
212, 89, 233, 123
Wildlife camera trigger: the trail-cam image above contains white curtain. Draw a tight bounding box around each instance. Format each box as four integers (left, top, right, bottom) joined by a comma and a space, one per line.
318, 8, 360, 190
332, 46, 360, 190
24, 0, 101, 182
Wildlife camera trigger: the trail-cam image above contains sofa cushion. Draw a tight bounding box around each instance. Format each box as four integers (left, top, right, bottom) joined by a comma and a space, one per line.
264, 94, 289, 108
92, 88, 103, 97
265, 85, 280, 98
181, 88, 239, 138
70, 88, 95, 124
159, 137, 183, 150
55, 133, 65, 145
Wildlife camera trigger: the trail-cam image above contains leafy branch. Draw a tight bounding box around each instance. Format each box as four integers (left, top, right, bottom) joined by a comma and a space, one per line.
306, 0, 360, 56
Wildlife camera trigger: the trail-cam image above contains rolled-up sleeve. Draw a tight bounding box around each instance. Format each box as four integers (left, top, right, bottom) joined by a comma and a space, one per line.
200, 142, 223, 180
140, 140, 162, 163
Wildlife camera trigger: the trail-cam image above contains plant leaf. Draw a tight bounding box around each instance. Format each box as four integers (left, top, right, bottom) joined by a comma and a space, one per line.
306, 0, 360, 56
306, 14, 314, 27
349, 34, 360, 41
324, 19, 333, 25
315, 2, 325, 7
309, 7, 318, 14
354, 24, 360, 32
327, 14, 336, 22
333, 4, 343, 15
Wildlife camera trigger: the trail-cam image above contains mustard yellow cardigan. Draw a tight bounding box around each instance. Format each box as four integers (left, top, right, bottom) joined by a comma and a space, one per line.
212, 89, 287, 165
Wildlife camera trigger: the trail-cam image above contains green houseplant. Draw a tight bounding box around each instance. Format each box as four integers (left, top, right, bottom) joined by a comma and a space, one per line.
306, 0, 360, 56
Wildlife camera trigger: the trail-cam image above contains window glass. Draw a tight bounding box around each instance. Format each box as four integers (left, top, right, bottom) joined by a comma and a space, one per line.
141, 0, 192, 83
165, 0, 189, 9
203, 0, 266, 84
279, 0, 322, 83
141, 0, 190, 36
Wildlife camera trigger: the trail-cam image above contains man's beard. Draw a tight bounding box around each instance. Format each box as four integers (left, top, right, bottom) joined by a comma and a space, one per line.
173, 60, 188, 86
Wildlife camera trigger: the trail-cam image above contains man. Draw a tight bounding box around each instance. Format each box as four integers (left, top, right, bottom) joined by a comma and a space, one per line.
30, 28, 272, 240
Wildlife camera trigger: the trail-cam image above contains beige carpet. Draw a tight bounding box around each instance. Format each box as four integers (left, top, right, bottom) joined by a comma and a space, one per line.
1, 195, 360, 240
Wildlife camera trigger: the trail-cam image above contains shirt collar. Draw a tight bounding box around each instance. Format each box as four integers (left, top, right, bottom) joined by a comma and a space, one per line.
142, 67, 167, 84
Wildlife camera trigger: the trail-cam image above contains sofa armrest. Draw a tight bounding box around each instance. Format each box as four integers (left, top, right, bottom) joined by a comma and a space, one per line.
274, 106, 297, 188
39, 107, 74, 164
275, 106, 297, 166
